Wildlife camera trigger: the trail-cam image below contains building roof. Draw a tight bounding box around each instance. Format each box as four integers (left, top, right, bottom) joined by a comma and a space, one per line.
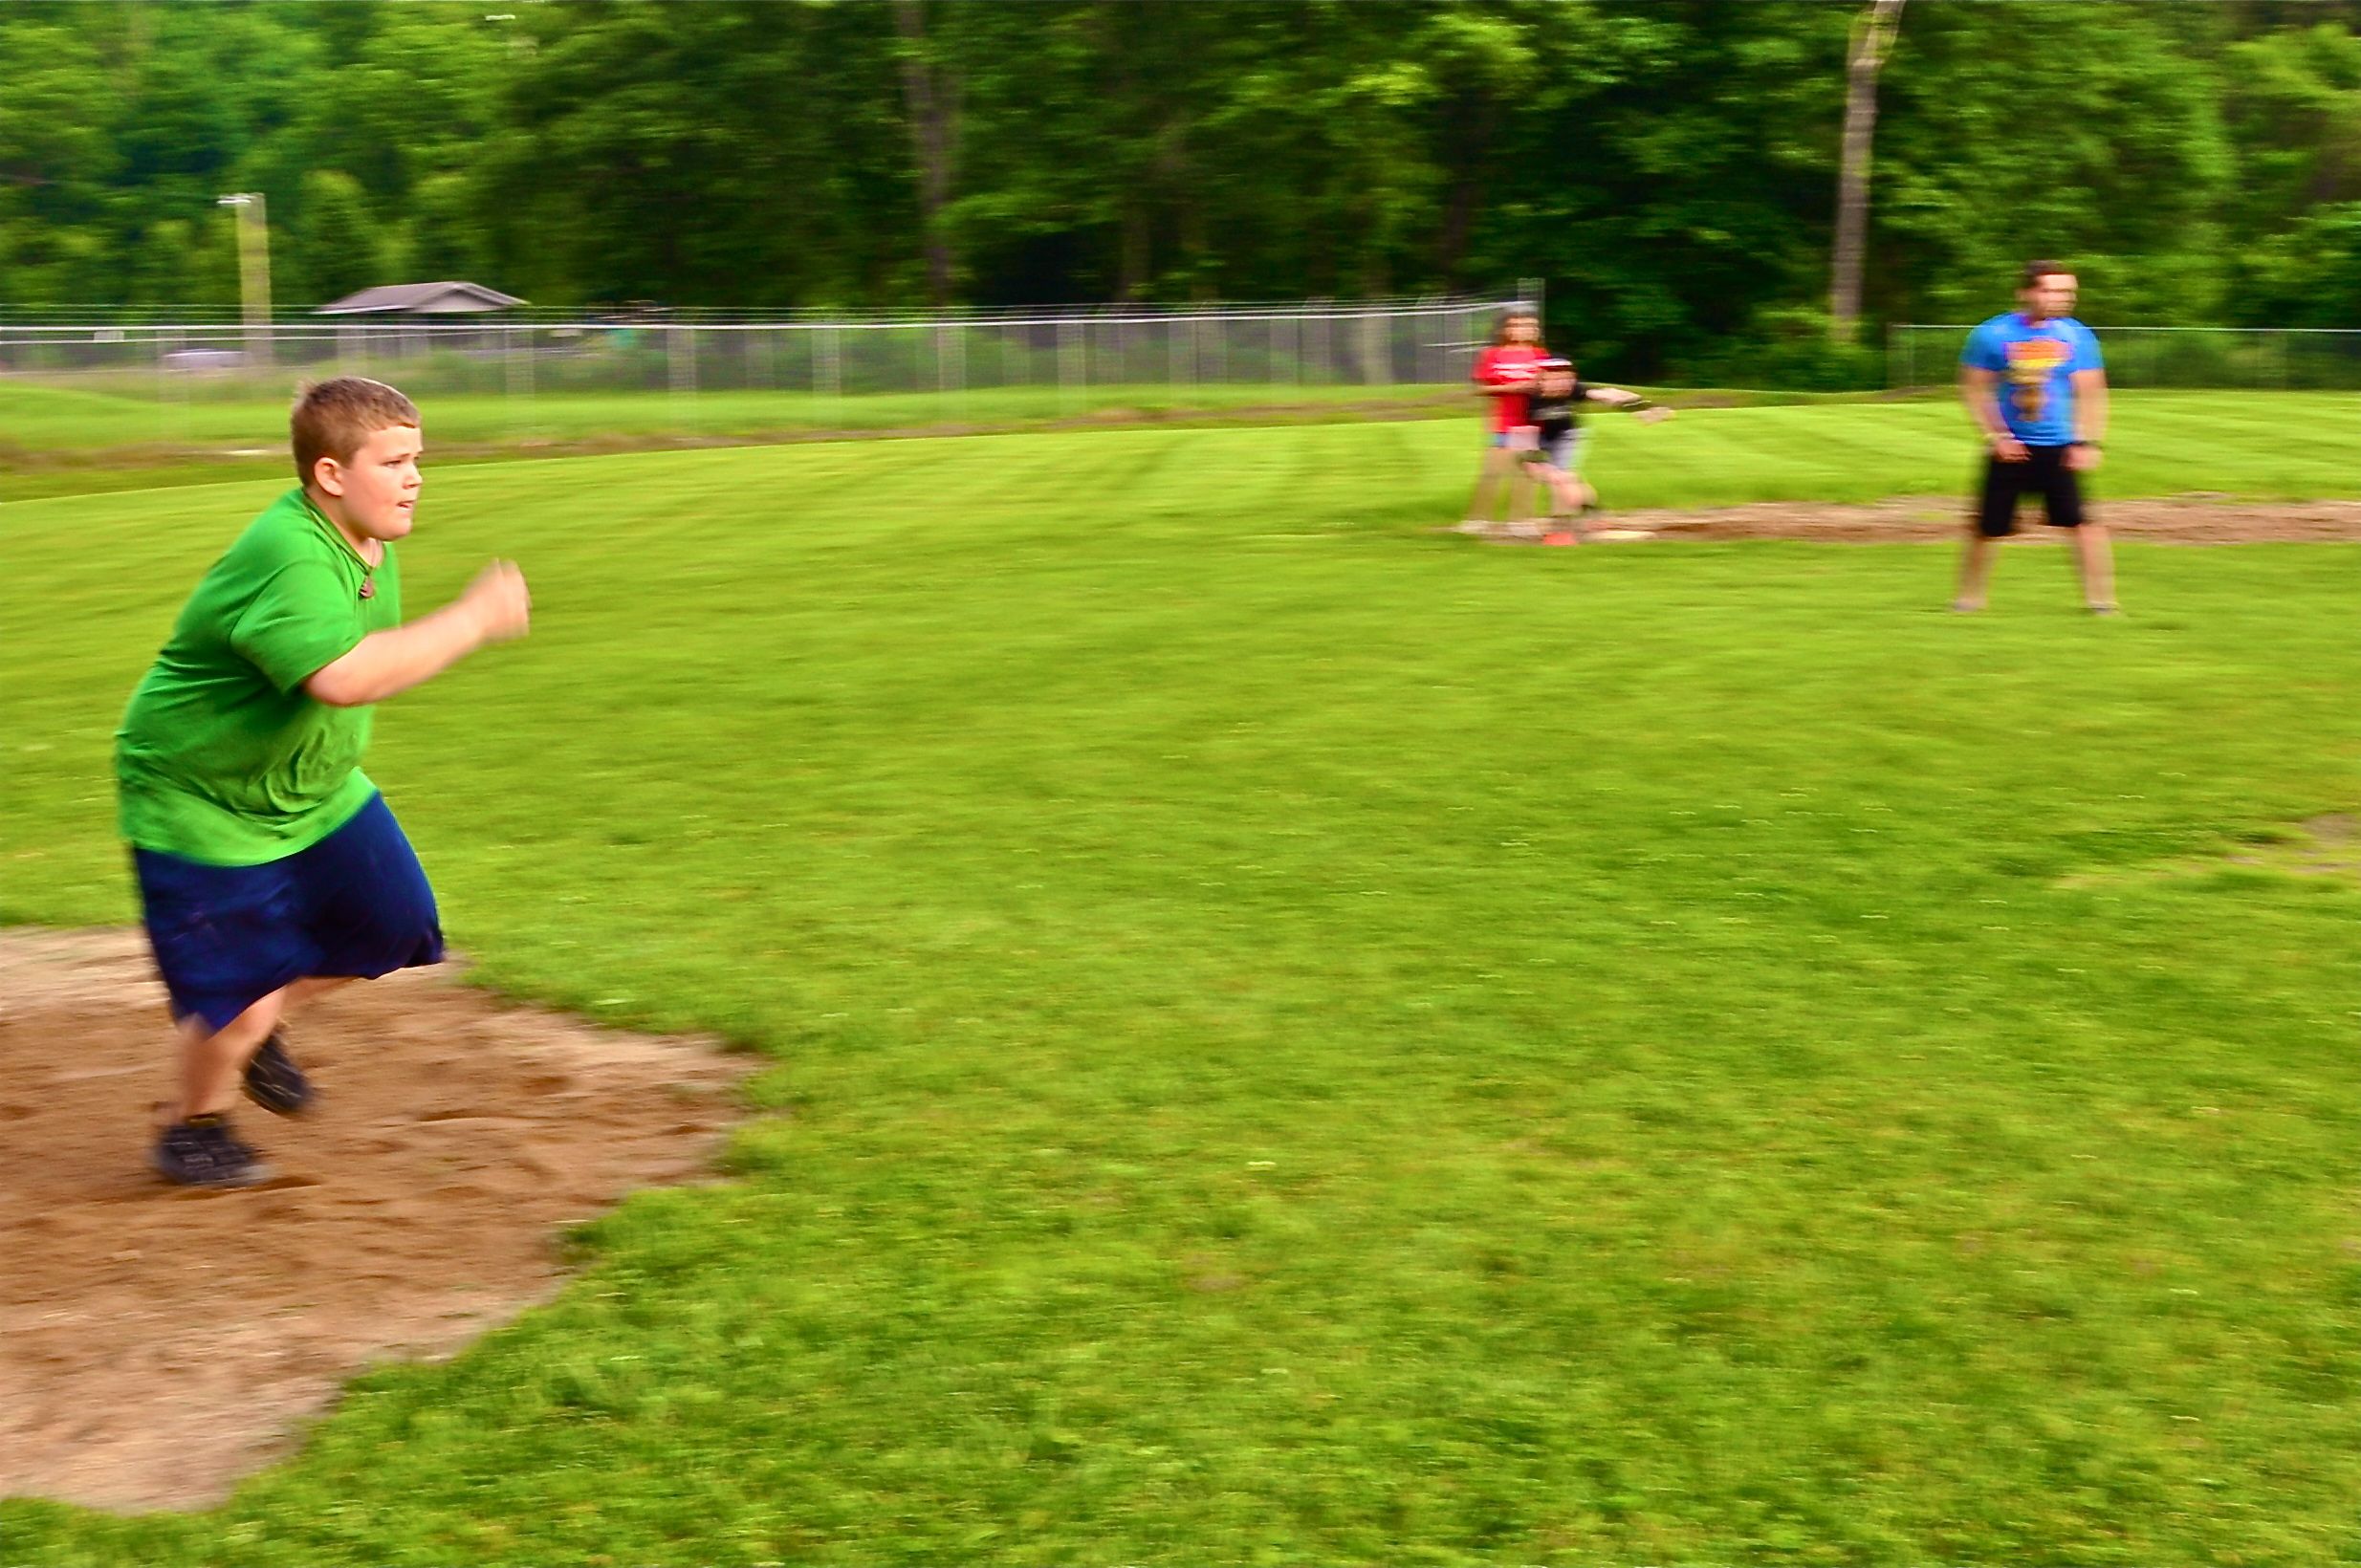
314, 281, 526, 316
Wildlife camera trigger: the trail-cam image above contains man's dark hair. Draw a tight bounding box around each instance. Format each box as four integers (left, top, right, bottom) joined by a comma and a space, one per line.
2020, 259, 2071, 290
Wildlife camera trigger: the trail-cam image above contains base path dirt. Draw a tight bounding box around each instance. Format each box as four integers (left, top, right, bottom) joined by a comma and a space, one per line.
1494, 496, 2361, 545
0, 928, 754, 1514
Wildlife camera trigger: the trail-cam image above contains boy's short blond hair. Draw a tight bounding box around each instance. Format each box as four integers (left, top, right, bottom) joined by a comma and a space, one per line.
292, 377, 419, 488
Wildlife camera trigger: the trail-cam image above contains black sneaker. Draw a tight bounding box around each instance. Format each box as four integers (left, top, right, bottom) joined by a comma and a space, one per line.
153, 1114, 273, 1188
242, 1032, 314, 1117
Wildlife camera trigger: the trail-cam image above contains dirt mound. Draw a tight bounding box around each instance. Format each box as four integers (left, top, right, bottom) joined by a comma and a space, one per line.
0, 928, 753, 1514
1475, 496, 2361, 545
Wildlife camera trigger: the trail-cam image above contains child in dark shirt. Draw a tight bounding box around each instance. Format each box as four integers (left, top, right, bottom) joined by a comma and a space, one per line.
1512, 358, 1671, 540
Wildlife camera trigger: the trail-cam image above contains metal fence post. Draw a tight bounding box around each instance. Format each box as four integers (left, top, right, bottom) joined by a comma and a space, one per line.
668, 325, 697, 430
1059, 318, 1082, 414
818, 325, 841, 424
505, 325, 534, 436
153, 329, 172, 444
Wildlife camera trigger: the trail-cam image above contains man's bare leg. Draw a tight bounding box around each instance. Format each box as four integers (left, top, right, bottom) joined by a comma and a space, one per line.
167, 975, 352, 1122
2072, 521, 2116, 610
1954, 529, 1999, 611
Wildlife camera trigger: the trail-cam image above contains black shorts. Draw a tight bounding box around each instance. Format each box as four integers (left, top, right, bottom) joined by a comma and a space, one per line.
1976, 445, 2087, 537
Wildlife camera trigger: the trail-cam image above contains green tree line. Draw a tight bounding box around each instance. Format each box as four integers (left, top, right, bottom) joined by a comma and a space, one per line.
3, 0, 2357, 378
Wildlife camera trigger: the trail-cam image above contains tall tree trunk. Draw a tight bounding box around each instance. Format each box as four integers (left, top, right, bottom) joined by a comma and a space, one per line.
893, 0, 958, 306
1142, 116, 1192, 300
1435, 96, 1497, 293
1119, 204, 1149, 299
1828, 0, 1905, 341
1437, 169, 1480, 293
1172, 125, 1212, 299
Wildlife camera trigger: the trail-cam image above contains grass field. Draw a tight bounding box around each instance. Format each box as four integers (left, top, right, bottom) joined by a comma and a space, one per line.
0, 380, 1463, 500
7, 381, 2358, 506
7, 416, 2361, 1562
0, 378, 1465, 453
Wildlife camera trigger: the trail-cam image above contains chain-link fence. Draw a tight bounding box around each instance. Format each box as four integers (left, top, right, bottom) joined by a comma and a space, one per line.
0, 295, 1516, 448
1888, 324, 2361, 391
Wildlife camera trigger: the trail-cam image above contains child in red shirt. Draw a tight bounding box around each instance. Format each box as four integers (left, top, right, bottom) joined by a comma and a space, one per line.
1461, 307, 1545, 531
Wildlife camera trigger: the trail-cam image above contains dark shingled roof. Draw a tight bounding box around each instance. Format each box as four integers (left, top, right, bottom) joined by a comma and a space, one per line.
314, 281, 526, 316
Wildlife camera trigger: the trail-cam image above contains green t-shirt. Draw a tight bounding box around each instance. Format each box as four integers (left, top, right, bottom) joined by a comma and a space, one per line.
116, 488, 402, 865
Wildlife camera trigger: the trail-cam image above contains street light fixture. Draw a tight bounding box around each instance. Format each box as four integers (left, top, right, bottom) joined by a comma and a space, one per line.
217, 192, 273, 367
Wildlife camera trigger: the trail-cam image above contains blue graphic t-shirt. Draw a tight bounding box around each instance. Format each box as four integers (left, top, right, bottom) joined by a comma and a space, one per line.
1961, 313, 2102, 446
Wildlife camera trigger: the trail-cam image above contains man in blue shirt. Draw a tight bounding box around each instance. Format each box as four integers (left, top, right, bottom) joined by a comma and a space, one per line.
1952, 260, 2113, 613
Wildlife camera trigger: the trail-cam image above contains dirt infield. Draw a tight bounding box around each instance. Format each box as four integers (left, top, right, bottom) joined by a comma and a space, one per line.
1476, 496, 2361, 545
0, 928, 752, 1513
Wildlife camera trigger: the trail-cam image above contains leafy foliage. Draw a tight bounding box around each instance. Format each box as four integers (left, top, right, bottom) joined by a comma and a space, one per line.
0, 1, 2352, 377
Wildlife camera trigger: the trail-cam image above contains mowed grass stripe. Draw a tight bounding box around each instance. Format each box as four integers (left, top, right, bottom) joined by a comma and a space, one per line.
0, 379, 1452, 455
1560, 392, 2361, 509
8, 383, 2358, 510
2111, 397, 2361, 495
1613, 404, 1957, 502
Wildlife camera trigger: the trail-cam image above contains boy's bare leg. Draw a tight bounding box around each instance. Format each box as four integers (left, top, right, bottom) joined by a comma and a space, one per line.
1487, 451, 1519, 524
1549, 470, 1590, 516
172, 995, 285, 1122
1463, 448, 1511, 526
168, 975, 353, 1121
1504, 464, 1541, 529
1525, 467, 1580, 535
2072, 521, 2116, 609
278, 973, 355, 1021
1954, 530, 1999, 611
1531, 466, 1561, 513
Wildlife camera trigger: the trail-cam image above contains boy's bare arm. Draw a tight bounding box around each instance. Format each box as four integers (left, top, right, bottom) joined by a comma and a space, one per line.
305, 560, 531, 708
1583, 386, 1674, 422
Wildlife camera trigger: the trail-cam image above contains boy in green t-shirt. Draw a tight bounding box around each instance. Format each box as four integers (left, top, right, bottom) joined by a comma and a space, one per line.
117, 378, 531, 1187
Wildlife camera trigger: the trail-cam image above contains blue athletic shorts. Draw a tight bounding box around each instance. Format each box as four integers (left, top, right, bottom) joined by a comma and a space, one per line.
133, 792, 445, 1031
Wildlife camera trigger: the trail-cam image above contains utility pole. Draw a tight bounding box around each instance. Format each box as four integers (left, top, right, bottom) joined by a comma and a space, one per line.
217, 192, 273, 366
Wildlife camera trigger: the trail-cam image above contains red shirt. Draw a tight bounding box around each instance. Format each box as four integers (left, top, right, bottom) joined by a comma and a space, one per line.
1473, 344, 1544, 432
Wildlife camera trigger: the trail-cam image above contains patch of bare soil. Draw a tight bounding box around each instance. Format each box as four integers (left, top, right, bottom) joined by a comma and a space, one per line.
0, 927, 753, 1514
1477, 496, 2361, 545
2211, 813, 2361, 880
2058, 813, 2361, 891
